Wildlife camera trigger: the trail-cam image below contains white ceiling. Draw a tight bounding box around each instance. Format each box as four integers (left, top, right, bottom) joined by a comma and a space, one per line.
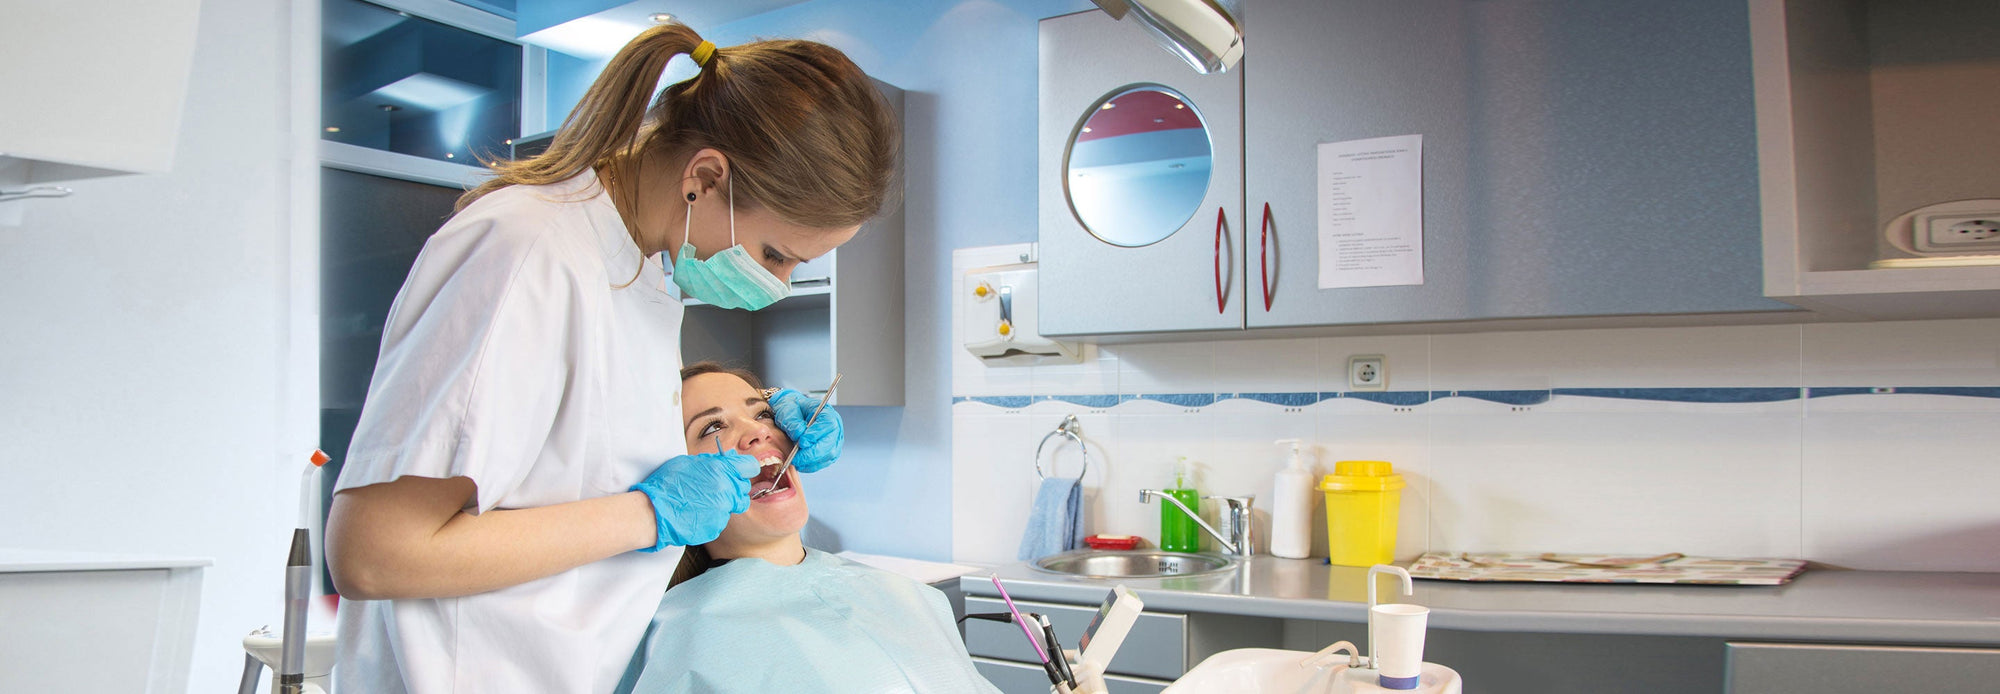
521, 0, 816, 58
653, 0, 815, 29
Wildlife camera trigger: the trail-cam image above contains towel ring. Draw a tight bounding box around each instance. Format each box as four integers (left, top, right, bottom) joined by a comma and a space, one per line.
1034, 415, 1090, 480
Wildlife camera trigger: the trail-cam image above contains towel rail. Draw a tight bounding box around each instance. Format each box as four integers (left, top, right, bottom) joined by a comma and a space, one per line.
1033, 415, 1091, 480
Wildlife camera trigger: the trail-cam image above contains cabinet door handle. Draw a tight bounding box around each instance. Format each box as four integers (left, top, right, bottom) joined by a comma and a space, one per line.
1259, 202, 1273, 312
1214, 206, 1227, 314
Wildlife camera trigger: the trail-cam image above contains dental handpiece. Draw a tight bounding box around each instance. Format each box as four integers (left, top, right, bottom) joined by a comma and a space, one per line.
1037, 613, 1076, 687
281, 451, 330, 694
750, 373, 841, 499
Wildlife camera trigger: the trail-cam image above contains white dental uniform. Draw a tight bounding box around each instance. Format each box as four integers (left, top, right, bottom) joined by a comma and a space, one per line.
333, 169, 688, 694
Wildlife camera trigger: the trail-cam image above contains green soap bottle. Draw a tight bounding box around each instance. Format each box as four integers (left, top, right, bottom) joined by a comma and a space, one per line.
1160, 458, 1202, 553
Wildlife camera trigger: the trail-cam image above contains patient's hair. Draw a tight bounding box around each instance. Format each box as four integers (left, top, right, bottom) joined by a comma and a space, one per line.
680, 361, 766, 391
669, 361, 769, 590
668, 544, 716, 590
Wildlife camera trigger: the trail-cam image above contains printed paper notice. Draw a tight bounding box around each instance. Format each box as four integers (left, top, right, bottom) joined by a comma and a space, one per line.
1317, 134, 1423, 289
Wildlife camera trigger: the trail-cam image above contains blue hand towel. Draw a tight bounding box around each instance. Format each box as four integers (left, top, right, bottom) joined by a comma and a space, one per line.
1017, 476, 1083, 561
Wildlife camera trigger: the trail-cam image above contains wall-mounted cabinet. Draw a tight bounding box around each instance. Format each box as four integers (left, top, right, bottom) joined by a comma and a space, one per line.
322, 0, 524, 165
1037, 9, 1245, 336
1752, 0, 2000, 319
1242, 0, 1799, 329
680, 81, 906, 406
1040, 1, 1805, 339
0, 0, 201, 185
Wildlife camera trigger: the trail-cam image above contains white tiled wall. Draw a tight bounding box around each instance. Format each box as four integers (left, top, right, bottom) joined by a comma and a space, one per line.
949, 247, 2000, 571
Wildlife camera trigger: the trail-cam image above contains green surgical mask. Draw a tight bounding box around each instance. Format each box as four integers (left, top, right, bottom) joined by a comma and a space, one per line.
670, 179, 790, 310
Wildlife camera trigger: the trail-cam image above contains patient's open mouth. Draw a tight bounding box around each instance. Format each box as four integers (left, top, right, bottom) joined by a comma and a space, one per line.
749, 458, 794, 499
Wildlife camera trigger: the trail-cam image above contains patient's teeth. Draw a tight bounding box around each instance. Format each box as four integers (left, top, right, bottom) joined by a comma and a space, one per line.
760, 457, 782, 467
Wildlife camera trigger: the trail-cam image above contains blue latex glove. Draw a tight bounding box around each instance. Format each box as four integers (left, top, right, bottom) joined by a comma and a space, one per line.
769, 388, 843, 473
631, 450, 760, 552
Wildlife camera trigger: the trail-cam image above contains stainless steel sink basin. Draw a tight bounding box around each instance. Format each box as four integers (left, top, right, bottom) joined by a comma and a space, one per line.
1031, 550, 1236, 578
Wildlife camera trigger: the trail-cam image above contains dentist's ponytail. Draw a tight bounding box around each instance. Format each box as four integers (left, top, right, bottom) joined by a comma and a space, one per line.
459, 23, 699, 210
459, 23, 899, 234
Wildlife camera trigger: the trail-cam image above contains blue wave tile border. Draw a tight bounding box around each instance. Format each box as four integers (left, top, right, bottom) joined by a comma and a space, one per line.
1343, 391, 1434, 406
1044, 394, 1122, 408
954, 386, 2000, 410
1552, 387, 1802, 403
1137, 393, 1218, 407
1226, 392, 1324, 407
1437, 390, 1552, 406
1808, 386, 2000, 400
953, 395, 1035, 409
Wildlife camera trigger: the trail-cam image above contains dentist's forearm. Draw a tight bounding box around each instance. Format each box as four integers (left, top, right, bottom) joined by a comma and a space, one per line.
326, 475, 657, 600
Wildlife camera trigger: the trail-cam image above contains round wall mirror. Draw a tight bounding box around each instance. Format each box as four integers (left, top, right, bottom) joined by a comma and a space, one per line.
1065, 86, 1213, 248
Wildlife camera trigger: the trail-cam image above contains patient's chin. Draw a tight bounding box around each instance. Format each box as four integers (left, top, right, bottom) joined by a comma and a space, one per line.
722, 497, 810, 546
755, 498, 810, 535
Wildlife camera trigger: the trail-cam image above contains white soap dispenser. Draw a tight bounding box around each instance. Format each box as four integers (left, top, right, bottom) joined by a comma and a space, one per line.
1270, 438, 1316, 559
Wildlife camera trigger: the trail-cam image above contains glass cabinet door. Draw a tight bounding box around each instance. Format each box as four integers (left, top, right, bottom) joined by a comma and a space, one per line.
322, 0, 521, 165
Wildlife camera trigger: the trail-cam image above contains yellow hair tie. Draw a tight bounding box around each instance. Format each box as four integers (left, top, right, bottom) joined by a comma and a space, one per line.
691, 40, 716, 67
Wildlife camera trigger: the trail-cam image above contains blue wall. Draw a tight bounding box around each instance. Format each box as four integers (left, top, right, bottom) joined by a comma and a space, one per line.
543, 49, 598, 132
548, 0, 1095, 560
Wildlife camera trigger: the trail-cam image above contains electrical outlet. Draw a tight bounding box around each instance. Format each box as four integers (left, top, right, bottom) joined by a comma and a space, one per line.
1348, 355, 1387, 391
1916, 211, 2000, 253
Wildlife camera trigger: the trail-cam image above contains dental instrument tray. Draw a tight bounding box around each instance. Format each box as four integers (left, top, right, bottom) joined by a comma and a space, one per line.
1405, 552, 1808, 586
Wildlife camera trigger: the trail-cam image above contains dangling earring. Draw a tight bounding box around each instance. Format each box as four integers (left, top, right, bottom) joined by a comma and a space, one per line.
686, 192, 697, 202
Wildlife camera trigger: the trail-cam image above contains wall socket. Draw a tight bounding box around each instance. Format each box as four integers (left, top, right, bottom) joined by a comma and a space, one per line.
1348, 355, 1387, 391
1916, 211, 2000, 253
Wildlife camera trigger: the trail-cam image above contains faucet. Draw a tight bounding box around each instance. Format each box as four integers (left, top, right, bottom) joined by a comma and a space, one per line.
1138, 490, 1255, 557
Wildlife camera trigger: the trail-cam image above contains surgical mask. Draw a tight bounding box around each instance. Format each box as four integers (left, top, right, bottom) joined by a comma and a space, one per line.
671, 180, 790, 310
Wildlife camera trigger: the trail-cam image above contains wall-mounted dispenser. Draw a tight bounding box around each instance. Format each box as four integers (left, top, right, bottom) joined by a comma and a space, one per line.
963, 262, 1082, 366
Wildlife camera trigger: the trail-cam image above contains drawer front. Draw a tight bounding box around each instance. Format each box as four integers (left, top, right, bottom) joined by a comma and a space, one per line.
973, 657, 1170, 694
1726, 642, 2000, 693
0, 569, 175, 694
964, 596, 1188, 680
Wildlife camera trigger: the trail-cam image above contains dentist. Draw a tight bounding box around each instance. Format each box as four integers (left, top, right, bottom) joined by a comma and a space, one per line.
324, 23, 897, 694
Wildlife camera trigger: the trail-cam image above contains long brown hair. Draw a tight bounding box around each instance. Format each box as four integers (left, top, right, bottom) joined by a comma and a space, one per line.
460, 23, 899, 234
669, 361, 770, 590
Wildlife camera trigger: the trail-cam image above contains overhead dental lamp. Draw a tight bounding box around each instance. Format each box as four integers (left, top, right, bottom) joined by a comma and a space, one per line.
1089, 0, 1243, 74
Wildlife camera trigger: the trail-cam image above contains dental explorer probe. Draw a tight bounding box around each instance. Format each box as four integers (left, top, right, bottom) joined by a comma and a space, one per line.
750, 373, 841, 499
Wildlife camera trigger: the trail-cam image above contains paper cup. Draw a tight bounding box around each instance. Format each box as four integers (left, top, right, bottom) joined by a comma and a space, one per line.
1371, 603, 1430, 690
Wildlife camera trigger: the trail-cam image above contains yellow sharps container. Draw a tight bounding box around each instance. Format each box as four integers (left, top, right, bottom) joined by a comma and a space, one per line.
1320, 461, 1405, 567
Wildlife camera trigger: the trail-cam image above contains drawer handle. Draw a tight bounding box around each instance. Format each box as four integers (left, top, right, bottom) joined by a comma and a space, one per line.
1213, 206, 1227, 314
1259, 202, 1273, 312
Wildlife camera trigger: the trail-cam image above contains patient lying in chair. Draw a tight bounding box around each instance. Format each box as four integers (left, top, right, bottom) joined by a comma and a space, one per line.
619, 362, 1001, 694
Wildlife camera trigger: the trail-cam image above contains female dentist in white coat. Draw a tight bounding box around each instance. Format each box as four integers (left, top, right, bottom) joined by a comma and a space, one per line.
323, 24, 899, 694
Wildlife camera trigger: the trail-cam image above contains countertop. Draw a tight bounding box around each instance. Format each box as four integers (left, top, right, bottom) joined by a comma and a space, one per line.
964, 555, 2000, 646
0, 547, 212, 573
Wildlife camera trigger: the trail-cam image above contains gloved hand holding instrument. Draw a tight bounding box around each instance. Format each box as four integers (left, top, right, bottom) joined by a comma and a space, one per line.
631, 448, 761, 551
753, 374, 841, 499
632, 373, 841, 548
767, 380, 844, 474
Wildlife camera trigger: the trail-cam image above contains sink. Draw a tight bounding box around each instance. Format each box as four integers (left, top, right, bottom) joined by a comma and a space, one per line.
1031, 550, 1236, 578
